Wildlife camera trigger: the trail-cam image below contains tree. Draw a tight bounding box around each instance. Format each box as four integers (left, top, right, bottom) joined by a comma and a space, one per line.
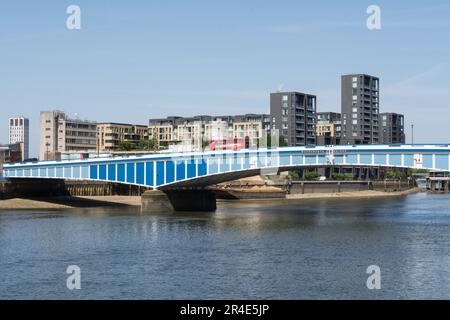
304, 171, 320, 181
384, 170, 405, 180
117, 141, 136, 151
117, 139, 157, 152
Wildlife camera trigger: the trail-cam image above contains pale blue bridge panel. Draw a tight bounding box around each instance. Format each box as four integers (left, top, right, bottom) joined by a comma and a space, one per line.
305, 155, 316, 165
404, 155, 414, 168
389, 154, 402, 166
4, 145, 450, 188
360, 154, 372, 165
318, 155, 326, 165
334, 155, 344, 164
423, 155, 433, 169
436, 155, 449, 170
346, 155, 357, 164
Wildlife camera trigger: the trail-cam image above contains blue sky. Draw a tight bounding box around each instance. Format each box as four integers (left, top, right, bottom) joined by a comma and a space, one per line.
1, 0, 450, 157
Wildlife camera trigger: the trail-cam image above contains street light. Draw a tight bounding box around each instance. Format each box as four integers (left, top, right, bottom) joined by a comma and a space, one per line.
411, 123, 414, 144
45, 142, 50, 161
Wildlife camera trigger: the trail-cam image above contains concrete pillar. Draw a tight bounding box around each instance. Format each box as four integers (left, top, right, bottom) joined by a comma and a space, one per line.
141, 190, 174, 213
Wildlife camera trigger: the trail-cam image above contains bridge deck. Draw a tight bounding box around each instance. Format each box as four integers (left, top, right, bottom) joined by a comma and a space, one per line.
3, 145, 450, 188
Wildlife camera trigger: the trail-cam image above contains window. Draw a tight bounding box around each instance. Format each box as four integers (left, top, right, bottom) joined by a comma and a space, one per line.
352, 77, 358, 82
282, 95, 288, 101
352, 95, 357, 101
352, 107, 357, 113
352, 114, 357, 119
352, 120, 358, 125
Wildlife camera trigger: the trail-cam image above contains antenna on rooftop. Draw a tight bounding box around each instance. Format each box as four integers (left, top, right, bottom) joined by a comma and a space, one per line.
277, 84, 284, 93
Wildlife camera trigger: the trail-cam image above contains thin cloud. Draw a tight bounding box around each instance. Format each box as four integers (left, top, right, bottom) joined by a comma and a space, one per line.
384, 64, 450, 98
152, 89, 268, 99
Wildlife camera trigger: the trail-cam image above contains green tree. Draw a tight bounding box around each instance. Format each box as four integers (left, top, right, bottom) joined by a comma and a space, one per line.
117, 139, 157, 151
117, 141, 137, 151
304, 171, 320, 181
385, 170, 405, 180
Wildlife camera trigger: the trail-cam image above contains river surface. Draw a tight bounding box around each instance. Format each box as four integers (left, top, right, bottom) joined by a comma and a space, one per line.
1, 192, 450, 299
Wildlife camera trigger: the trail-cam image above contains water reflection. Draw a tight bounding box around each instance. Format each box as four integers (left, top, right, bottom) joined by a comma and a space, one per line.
1, 193, 450, 299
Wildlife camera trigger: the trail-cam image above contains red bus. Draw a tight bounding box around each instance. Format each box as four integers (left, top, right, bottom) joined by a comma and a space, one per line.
209, 137, 247, 151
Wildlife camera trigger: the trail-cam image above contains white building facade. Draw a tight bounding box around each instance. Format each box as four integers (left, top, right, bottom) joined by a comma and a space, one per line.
8, 116, 29, 161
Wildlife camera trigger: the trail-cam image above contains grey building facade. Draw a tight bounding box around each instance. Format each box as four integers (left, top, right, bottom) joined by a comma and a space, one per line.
39, 111, 97, 160
270, 92, 316, 146
379, 113, 405, 144
341, 74, 379, 144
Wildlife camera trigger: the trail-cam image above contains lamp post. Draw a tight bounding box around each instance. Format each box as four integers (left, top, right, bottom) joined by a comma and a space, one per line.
411, 123, 414, 144
45, 142, 50, 161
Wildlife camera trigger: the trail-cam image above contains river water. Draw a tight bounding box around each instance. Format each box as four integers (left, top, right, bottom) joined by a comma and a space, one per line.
1, 192, 450, 299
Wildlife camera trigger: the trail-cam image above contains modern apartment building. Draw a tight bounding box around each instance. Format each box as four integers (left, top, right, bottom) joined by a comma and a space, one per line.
39, 111, 97, 160
97, 123, 148, 151
148, 114, 270, 149
8, 116, 29, 161
379, 113, 405, 144
341, 74, 379, 144
270, 91, 317, 146
316, 112, 341, 145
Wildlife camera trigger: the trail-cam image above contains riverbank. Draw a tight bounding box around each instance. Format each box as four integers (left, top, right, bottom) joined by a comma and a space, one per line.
0, 196, 141, 210
286, 187, 421, 200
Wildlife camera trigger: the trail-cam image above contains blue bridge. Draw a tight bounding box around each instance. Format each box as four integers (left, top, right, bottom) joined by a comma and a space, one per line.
4, 144, 450, 189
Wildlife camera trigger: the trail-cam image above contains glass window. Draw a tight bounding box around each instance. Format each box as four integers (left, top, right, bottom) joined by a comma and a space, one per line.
282, 95, 288, 101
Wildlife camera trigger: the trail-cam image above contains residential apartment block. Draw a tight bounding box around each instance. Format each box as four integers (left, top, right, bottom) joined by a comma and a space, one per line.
8, 116, 29, 161
270, 91, 317, 146
316, 112, 341, 145
341, 74, 379, 144
39, 111, 97, 160
97, 123, 148, 151
379, 113, 405, 144
148, 114, 270, 150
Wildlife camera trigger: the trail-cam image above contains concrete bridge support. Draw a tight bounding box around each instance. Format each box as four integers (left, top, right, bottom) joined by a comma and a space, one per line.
141, 189, 217, 213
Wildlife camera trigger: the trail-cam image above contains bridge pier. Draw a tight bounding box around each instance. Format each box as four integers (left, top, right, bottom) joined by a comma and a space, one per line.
141, 189, 217, 213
